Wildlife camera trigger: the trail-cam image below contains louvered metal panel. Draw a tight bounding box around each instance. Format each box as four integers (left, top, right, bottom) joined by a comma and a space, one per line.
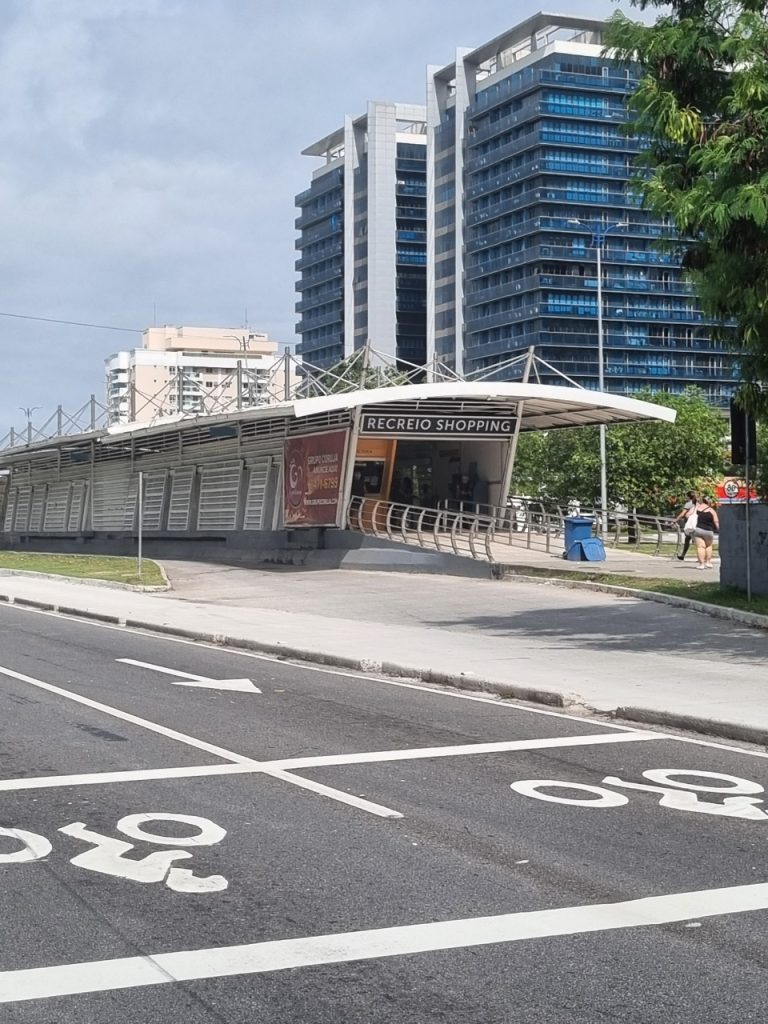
13, 485, 31, 532
243, 458, 272, 531
167, 468, 195, 531
3, 489, 16, 532
68, 482, 87, 532
44, 483, 71, 532
92, 465, 137, 531
197, 462, 243, 531
287, 410, 352, 435
29, 486, 46, 532
141, 471, 168, 531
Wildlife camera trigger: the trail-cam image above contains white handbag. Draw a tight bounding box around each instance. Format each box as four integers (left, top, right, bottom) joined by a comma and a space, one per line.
683, 510, 698, 535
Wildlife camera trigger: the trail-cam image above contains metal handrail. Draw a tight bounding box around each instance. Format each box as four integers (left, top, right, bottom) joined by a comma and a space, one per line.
440, 496, 684, 557
347, 496, 498, 563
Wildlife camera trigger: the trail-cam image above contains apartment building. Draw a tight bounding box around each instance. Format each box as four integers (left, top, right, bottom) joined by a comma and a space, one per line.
106, 326, 295, 425
296, 101, 428, 370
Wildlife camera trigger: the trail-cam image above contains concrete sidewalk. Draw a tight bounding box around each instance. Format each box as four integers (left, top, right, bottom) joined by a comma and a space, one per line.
0, 565, 765, 746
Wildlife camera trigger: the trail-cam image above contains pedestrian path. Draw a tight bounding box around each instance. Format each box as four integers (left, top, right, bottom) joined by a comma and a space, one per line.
0, 562, 763, 745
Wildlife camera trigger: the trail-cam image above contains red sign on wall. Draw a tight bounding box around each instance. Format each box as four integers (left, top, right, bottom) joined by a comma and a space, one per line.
283, 429, 349, 527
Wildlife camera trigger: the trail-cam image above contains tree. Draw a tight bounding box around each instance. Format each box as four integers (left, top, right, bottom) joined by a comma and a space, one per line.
604, 1, 768, 415
511, 389, 727, 513
301, 349, 411, 396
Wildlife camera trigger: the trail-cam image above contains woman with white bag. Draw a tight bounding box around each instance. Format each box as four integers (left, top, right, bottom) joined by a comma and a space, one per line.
675, 490, 698, 561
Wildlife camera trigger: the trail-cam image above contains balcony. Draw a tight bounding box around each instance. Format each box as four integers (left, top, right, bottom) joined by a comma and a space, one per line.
466, 186, 634, 228
295, 242, 343, 272
294, 196, 343, 231
296, 217, 343, 248
472, 68, 638, 116
295, 264, 344, 290
466, 127, 639, 175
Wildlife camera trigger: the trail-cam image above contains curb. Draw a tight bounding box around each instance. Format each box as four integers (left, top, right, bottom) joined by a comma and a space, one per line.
0, 567, 170, 593
616, 706, 768, 748
0, 587, 765, 748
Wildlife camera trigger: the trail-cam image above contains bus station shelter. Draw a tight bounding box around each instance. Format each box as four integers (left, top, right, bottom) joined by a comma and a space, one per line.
0, 382, 675, 559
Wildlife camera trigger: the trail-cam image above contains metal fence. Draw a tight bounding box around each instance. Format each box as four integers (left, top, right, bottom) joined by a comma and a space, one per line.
348, 493, 684, 563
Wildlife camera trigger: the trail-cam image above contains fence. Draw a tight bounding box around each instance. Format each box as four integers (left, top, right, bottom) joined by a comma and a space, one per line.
348, 493, 684, 563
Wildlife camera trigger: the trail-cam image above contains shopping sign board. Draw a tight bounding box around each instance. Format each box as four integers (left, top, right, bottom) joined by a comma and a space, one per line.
283, 429, 349, 527
360, 413, 516, 439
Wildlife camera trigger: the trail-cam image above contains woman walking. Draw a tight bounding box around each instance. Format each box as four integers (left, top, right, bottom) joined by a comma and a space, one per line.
693, 496, 719, 569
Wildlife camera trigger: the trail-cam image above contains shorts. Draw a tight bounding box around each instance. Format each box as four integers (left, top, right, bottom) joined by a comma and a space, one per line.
693, 528, 714, 541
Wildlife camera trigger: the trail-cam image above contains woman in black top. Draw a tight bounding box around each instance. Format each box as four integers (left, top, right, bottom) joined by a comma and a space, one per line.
693, 497, 719, 569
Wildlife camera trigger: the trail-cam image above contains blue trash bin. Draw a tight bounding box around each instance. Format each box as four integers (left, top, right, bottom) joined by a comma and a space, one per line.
563, 516, 594, 561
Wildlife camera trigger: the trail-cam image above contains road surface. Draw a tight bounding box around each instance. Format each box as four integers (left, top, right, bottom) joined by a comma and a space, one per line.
1, 602, 767, 1022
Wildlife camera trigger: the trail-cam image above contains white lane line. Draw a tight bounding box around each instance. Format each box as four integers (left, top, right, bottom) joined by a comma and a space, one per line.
0, 664, 255, 764
4, 880, 768, 1004
0, 664, 401, 819
0, 731, 663, 793
0, 763, 258, 793
264, 730, 663, 771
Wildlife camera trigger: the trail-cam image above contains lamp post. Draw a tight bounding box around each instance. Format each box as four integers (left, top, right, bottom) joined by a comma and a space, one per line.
19, 406, 40, 445
567, 218, 628, 532
227, 333, 253, 409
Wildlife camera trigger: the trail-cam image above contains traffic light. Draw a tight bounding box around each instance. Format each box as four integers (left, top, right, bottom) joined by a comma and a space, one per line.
730, 399, 757, 467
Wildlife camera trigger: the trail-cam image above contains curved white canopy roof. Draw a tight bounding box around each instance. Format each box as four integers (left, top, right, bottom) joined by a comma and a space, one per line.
289, 381, 676, 430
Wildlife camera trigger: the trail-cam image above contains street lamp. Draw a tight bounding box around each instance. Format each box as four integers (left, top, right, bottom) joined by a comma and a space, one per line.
226, 333, 252, 410
567, 218, 628, 531
19, 406, 40, 445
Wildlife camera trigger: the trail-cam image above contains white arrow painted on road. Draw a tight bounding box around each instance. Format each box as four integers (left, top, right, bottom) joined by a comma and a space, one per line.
116, 659, 261, 693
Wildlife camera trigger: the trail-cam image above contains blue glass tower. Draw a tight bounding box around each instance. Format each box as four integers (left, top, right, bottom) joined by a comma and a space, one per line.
428, 14, 737, 404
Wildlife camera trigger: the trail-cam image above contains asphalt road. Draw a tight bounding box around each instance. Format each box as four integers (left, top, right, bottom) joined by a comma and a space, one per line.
1, 602, 767, 1022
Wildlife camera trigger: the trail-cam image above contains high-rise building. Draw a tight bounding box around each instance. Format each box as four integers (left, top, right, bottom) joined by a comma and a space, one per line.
427, 12, 735, 402
296, 101, 427, 370
296, 15, 737, 403
106, 326, 296, 424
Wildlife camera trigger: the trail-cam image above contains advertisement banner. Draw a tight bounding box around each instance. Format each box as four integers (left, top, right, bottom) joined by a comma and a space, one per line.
283, 429, 349, 527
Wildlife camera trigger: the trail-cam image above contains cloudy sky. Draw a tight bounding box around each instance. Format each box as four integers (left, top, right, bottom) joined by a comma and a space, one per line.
0, 0, 620, 433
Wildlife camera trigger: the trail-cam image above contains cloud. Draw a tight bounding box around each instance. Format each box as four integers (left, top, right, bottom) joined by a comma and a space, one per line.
0, 0, 618, 431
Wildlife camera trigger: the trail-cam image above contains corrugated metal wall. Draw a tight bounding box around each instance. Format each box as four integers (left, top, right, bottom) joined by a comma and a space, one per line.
1, 411, 352, 536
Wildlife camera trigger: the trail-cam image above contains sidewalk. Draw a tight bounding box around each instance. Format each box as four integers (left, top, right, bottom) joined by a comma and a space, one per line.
485, 538, 718, 579
0, 564, 765, 746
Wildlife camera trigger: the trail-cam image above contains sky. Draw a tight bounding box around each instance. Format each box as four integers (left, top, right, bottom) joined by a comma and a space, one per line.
0, 0, 623, 434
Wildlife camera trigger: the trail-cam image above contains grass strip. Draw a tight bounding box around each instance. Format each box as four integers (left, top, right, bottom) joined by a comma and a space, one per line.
508, 565, 768, 617
0, 551, 165, 587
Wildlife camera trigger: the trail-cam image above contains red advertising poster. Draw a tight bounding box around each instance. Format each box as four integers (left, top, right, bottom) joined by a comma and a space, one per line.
283, 429, 349, 527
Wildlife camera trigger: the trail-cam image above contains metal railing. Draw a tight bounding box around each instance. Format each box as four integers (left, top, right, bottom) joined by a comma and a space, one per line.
347, 493, 685, 564
347, 496, 497, 562
442, 495, 683, 557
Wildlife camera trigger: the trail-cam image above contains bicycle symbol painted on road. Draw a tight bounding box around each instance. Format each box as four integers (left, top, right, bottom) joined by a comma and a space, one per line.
0, 812, 228, 892
511, 770, 768, 821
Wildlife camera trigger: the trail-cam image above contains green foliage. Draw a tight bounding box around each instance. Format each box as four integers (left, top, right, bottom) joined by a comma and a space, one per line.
604, 1, 768, 414
511, 389, 727, 513
307, 353, 411, 395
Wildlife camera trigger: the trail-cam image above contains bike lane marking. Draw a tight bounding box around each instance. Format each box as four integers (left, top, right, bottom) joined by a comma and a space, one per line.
3, 880, 768, 1004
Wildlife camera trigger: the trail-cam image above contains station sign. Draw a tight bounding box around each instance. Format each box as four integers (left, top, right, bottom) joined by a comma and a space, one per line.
360, 413, 516, 440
